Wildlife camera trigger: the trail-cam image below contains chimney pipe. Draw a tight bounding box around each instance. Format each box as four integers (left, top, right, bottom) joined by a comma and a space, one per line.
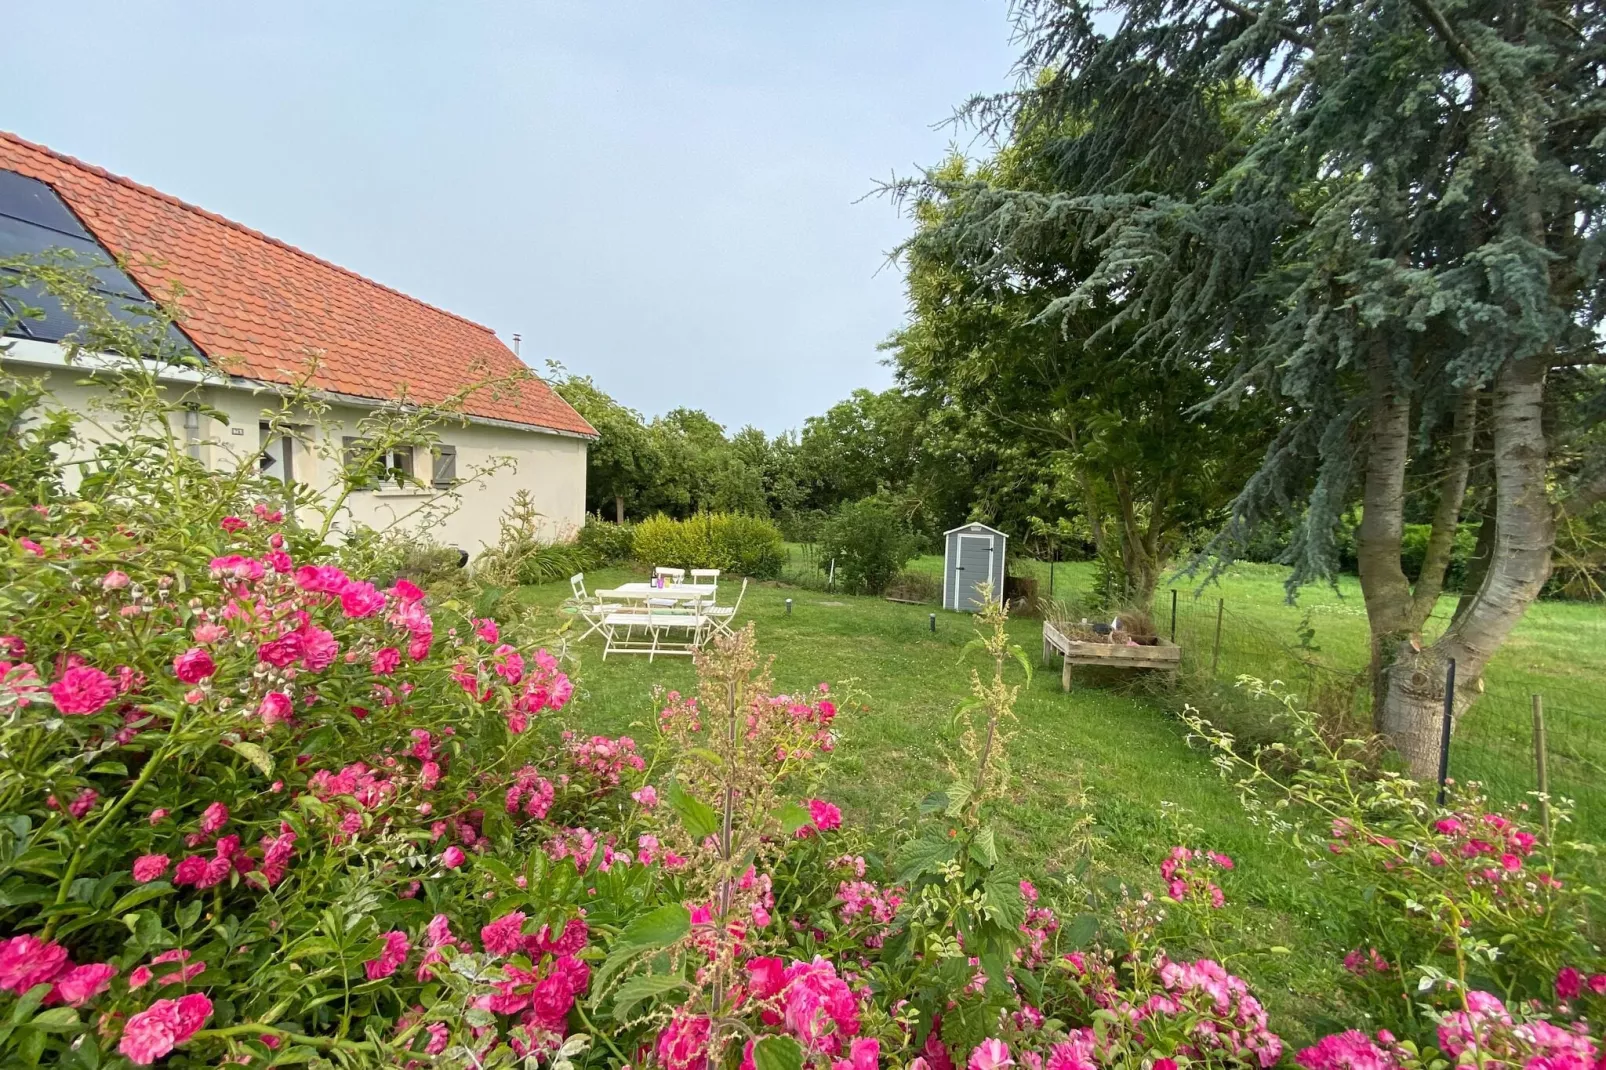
512, 333, 522, 357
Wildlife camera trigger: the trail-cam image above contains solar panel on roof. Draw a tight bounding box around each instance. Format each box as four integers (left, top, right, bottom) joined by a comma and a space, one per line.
0, 168, 193, 352
0, 168, 91, 236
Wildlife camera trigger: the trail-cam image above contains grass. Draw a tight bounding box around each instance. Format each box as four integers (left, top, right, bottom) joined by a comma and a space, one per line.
510, 554, 1604, 1042
513, 562, 1350, 1040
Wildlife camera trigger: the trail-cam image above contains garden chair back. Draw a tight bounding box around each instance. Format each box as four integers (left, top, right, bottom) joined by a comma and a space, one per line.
706, 577, 748, 637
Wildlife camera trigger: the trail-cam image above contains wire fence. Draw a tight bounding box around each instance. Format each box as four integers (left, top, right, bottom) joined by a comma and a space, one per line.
1137, 587, 1606, 831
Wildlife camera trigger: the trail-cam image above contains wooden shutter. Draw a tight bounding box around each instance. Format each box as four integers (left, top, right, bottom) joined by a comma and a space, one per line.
432, 444, 457, 488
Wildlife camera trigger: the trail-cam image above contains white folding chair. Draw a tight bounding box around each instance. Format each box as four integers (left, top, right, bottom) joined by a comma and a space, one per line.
571, 578, 622, 642
690, 568, 721, 589
705, 577, 748, 637
654, 567, 686, 585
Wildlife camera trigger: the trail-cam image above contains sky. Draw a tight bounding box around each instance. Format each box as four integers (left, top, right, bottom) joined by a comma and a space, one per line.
8, 1, 1020, 436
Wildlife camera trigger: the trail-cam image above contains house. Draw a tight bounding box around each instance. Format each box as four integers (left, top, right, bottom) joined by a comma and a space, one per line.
0, 131, 596, 550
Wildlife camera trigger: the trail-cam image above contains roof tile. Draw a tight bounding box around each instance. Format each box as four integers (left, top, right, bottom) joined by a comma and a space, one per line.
0, 131, 594, 438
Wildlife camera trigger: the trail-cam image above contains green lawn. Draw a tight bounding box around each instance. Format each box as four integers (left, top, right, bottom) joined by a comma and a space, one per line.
514, 563, 1345, 1040
508, 557, 1604, 1041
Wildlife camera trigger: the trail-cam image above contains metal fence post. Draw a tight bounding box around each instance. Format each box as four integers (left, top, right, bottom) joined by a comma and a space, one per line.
1436, 658, 1456, 806
1210, 598, 1225, 676
1170, 589, 1178, 643
1533, 693, 1551, 844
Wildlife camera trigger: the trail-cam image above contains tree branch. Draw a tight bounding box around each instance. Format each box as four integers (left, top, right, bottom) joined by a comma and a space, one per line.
1404, 0, 1480, 71
1211, 0, 1316, 50
1407, 387, 1478, 630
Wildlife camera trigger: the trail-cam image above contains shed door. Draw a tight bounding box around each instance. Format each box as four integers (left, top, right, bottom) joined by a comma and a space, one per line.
955, 534, 994, 610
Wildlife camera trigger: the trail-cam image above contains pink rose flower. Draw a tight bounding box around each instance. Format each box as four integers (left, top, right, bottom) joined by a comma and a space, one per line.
258, 691, 293, 726
808, 798, 843, 833
101, 570, 131, 590
172, 648, 216, 684
0, 934, 69, 993
340, 581, 386, 618
363, 931, 410, 980
441, 845, 466, 869
68, 788, 98, 820
199, 802, 229, 834
192, 623, 228, 645
49, 666, 117, 716
481, 912, 528, 956
118, 993, 212, 1064
371, 647, 401, 675
132, 855, 171, 883
220, 516, 248, 533
48, 962, 116, 1007
969, 1040, 1013, 1070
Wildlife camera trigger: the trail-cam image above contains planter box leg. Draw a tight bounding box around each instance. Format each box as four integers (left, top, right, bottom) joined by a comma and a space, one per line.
1061, 654, 1072, 692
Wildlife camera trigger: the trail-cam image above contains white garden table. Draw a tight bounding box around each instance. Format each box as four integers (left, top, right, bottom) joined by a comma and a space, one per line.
597, 583, 717, 603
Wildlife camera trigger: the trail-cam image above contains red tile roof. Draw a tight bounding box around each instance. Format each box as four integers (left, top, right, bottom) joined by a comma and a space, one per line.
0, 131, 595, 438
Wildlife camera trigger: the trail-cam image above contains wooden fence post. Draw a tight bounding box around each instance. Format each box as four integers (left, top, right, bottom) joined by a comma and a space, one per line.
1210, 598, 1225, 675
1533, 694, 1551, 845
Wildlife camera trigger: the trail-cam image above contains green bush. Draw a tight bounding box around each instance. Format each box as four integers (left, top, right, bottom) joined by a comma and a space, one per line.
817, 496, 920, 595
577, 516, 637, 565
631, 511, 786, 578
1399, 521, 1478, 590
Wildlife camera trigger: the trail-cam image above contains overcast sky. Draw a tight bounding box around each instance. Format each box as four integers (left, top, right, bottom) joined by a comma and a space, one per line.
8, 1, 1019, 436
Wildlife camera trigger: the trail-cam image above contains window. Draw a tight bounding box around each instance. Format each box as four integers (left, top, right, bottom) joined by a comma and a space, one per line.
259, 422, 295, 482
341, 436, 414, 489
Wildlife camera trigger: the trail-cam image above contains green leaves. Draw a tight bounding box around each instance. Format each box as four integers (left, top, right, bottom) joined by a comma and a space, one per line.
114, 876, 173, 908
595, 903, 691, 991
895, 833, 959, 883
666, 782, 720, 842
611, 972, 690, 1019
751, 1035, 804, 1070
229, 741, 275, 779
773, 801, 813, 836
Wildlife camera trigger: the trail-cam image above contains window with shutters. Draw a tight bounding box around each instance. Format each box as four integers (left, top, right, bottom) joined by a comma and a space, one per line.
341, 437, 414, 489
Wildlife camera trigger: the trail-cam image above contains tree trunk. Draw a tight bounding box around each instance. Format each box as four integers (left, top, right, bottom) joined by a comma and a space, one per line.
614, 495, 625, 524
1380, 356, 1554, 777
1405, 387, 1479, 631
1358, 336, 1414, 729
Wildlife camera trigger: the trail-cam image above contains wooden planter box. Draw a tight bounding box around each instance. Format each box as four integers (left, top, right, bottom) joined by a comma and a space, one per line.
1042, 621, 1182, 691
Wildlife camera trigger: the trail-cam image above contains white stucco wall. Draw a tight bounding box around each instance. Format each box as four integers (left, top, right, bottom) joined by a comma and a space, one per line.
2, 342, 589, 552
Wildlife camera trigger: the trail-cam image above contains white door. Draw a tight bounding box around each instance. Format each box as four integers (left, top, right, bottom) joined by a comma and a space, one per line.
955, 535, 994, 610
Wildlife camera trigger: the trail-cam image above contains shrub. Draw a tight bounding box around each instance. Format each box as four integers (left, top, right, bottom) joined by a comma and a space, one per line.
474, 492, 593, 586
816, 497, 919, 595
882, 569, 942, 603
631, 511, 786, 578
576, 516, 636, 565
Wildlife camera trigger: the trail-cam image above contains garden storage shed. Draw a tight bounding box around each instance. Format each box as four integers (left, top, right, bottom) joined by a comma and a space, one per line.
943, 523, 1007, 611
